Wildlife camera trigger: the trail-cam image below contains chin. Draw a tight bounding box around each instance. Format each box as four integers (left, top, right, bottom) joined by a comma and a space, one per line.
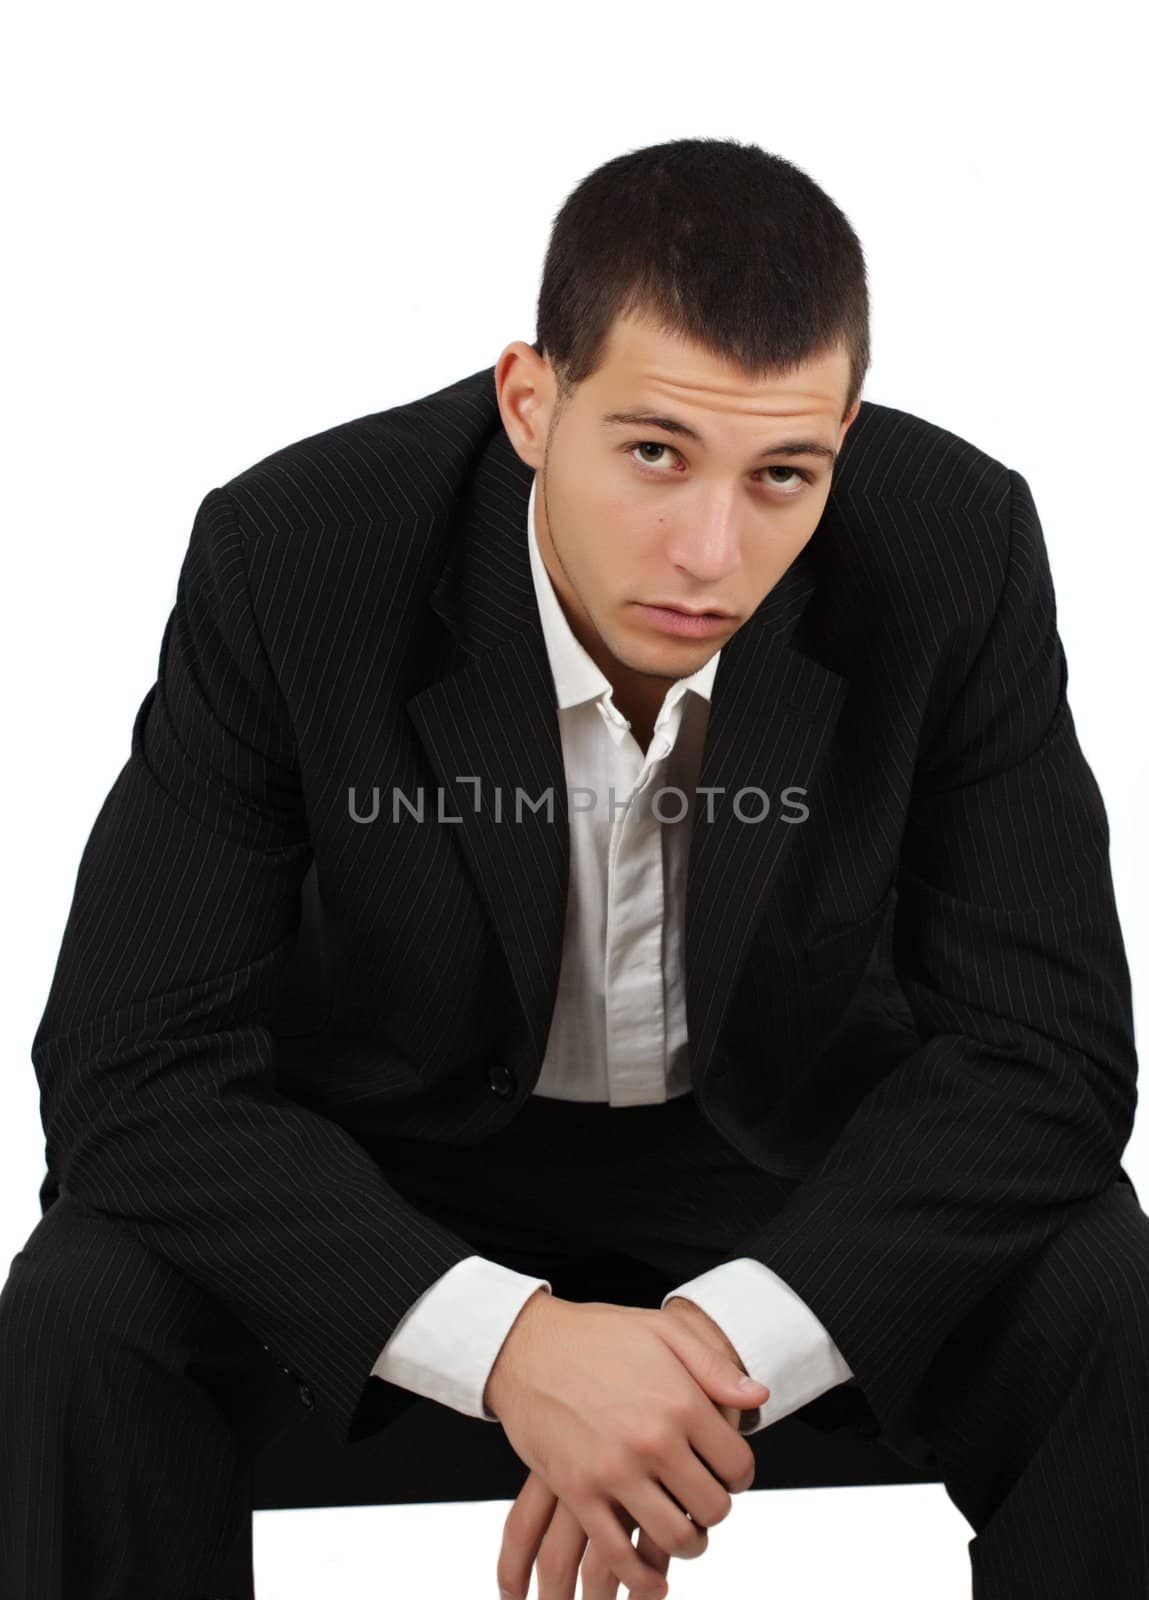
620, 634, 713, 677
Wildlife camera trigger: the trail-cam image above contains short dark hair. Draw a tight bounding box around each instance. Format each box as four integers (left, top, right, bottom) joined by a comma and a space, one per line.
532, 137, 870, 424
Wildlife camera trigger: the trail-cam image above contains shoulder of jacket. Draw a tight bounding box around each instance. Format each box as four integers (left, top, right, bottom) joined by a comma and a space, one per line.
813, 400, 1019, 658
834, 398, 1013, 523
211, 363, 499, 555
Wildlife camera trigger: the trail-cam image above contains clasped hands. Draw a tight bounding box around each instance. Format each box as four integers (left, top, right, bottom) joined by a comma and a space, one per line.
491, 1293, 769, 1600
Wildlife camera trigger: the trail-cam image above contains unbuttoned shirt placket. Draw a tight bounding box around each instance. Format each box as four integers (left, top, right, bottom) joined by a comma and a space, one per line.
598, 686, 688, 1108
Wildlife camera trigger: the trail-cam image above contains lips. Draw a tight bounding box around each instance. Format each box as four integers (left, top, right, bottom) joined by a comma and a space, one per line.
634, 603, 732, 638
648, 604, 731, 618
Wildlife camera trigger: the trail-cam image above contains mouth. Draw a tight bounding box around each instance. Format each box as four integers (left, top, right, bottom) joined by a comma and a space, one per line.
646, 603, 733, 618
632, 602, 734, 638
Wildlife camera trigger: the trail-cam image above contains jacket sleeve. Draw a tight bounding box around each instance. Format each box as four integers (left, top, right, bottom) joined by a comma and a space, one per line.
31, 486, 482, 1447
722, 467, 1139, 1449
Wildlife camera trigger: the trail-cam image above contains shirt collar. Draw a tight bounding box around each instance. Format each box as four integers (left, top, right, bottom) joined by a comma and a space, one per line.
526, 474, 721, 714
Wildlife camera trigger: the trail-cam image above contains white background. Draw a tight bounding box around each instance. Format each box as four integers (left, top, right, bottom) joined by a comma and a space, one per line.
3, 1, 1145, 1594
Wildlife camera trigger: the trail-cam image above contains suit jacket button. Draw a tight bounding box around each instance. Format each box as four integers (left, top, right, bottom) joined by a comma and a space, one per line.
487, 1063, 515, 1097
298, 1382, 315, 1409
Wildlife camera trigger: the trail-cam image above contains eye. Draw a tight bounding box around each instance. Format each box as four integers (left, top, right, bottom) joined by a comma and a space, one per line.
627, 441, 684, 473
624, 441, 813, 493
762, 464, 813, 492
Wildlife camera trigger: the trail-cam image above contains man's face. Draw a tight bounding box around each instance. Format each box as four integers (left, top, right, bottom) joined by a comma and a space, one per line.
495, 307, 859, 705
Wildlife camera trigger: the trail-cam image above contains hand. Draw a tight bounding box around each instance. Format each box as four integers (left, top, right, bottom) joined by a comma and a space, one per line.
661, 1296, 759, 1404
490, 1293, 767, 1600
497, 1299, 750, 1600
499, 1468, 670, 1600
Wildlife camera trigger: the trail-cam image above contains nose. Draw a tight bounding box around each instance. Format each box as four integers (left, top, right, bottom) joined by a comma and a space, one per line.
665, 506, 742, 582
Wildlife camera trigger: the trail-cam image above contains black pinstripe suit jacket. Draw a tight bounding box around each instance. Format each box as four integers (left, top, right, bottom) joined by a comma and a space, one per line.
31, 363, 1139, 1448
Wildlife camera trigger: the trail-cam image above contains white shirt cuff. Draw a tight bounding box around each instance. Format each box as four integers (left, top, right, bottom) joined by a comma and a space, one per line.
371, 1255, 551, 1421
662, 1258, 854, 1435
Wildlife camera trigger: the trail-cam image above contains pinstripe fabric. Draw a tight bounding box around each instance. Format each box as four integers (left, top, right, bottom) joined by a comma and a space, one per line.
3, 1107, 1147, 1595
22, 362, 1141, 1489
0, 1192, 300, 1598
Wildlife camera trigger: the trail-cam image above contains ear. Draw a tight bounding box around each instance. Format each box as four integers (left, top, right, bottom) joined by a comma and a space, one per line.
838, 397, 862, 444
494, 341, 554, 472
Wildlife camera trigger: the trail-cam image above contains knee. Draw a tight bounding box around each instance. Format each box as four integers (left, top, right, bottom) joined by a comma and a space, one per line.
1039, 1183, 1149, 1349
1091, 1212, 1149, 1348
0, 1195, 189, 1368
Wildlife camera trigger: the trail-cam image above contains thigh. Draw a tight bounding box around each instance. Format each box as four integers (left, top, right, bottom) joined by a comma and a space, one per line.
1, 1193, 308, 1459
918, 1177, 1149, 1416
906, 1176, 1149, 1521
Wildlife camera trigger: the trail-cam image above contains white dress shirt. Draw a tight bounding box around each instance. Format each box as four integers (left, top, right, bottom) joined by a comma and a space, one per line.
371, 474, 853, 1434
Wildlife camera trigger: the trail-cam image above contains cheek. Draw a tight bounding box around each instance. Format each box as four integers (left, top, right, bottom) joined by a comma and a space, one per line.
801, 492, 832, 534
586, 530, 644, 588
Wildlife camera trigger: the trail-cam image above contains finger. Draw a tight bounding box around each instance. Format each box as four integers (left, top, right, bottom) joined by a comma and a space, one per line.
579, 1524, 626, 1600
723, 1401, 760, 1489
498, 1471, 560, 1600
580, 1504, 669, 1600
659, 1442, 736, 1532
607, 1474, 707, 1571
534, 1495, 588, 1600
572, 1492, 673, 1599
633, 1521, 673, 1588
684, 1400, 759, 1497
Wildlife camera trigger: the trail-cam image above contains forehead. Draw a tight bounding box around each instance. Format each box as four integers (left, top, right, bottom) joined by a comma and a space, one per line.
590, 309, 851, 419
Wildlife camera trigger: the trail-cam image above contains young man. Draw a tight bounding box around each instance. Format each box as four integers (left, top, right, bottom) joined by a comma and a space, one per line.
2, 137, 1145, 1600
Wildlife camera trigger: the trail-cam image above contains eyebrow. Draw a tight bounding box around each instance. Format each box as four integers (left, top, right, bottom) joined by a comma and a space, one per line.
601, 409, 837, 466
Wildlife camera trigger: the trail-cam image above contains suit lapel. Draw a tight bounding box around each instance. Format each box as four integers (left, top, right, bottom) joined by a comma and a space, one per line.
405, 425, 848, 1089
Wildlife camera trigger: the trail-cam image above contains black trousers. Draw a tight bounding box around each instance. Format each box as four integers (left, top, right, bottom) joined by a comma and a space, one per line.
2, 1088, 1147, 1598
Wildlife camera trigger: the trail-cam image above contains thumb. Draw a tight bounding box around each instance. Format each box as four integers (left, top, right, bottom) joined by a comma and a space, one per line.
660, 1320, 770, 1408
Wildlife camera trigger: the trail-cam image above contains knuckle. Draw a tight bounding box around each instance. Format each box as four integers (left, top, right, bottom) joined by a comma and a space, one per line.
663, 1395, 695, 1430
669, 1522, 708, 1557
564, 1462, 594, 1501
495, 1556, 523, 1591
596, 1449, 630, 1491
709, 1489, 734, 1522
663, 1523, 694, 1555
724, 1449, 755, 1491
629, 1423, 674, 1461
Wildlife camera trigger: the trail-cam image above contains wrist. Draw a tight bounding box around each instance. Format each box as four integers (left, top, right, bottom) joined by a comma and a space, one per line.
484, 1286, 554, 1417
